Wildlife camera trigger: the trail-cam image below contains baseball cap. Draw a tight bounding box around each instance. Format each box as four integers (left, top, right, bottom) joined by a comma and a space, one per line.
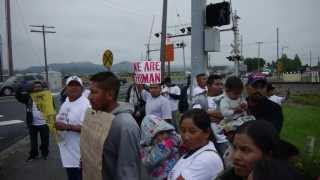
246, 72, 267, 85
66, 76, 83, 86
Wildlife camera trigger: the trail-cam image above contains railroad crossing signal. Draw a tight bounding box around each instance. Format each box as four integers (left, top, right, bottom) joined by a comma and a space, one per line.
103, 49, 113, 70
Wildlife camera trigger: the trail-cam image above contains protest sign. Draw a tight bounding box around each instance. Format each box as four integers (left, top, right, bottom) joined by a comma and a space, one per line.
133, 61, 161, 84
30, 90, 56, 132
80, 109, 114, 180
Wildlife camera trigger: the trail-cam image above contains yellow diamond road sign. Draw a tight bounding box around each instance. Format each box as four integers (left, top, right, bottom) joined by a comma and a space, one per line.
103, 49, 113, 69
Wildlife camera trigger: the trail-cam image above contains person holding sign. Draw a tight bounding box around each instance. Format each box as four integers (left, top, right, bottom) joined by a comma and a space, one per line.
15, 81, 54, 162
88, 72, 141, 180
55, 76, 90, 180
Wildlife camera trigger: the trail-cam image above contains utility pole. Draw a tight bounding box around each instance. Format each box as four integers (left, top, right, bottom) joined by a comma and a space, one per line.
256, 41, 263, 72
146, 16, 155, 61
309, 50, 312, 68
232, 11, 240, 77
5, 0, 14, 76
191, 0, 208, 85
240, 35, 243, 57
30, 25, 56, 85
277, 27, 279, 60
0, 34, 3, 81
160, 0, 168, 81
182, 41, 186, 73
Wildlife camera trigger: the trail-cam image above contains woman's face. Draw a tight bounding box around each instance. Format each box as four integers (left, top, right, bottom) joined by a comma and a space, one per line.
180, 118, 210, 151
231, 133, 264, 178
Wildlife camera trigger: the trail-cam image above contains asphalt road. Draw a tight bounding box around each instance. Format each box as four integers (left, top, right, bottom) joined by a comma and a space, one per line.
0, 96, 28, 152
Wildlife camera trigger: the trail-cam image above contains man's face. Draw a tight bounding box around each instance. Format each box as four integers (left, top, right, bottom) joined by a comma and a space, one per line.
88, 82, 110, 111
207, 79, 223, 96
197, 76, 207, 88
32, 83, 43, 92
66, 81, 83, 100
246, 81, 267, 101
149, 84, 161, 97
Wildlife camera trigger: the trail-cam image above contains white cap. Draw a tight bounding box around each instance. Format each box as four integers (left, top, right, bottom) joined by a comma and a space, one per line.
66, 76, 83, 86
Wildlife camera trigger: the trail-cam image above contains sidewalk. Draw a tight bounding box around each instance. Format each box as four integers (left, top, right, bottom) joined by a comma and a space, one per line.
0, 135, 67, 180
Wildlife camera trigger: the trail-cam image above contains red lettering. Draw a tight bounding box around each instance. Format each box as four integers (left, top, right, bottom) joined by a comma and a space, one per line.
133, 63, 141, 72
156, 61, 160, 71
155, 73, 161, 83
144, 62, 150, 71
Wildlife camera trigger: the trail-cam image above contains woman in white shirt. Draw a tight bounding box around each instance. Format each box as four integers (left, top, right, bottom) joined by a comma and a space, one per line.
168, 109, 224, 180
55, 76, 90, 180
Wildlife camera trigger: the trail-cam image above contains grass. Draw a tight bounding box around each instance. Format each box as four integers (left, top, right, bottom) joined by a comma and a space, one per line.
281, 94, 320, 179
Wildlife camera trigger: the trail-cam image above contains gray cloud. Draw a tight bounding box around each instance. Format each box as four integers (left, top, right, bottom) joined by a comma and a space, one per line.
0, 0, 319, 70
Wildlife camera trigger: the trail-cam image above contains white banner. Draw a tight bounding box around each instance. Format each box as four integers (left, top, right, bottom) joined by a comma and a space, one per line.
133, 61, 161, 84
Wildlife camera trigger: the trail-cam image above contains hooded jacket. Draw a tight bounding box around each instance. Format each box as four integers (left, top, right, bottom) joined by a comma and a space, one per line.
102, 102, 141, 180
140, 115, 181, 179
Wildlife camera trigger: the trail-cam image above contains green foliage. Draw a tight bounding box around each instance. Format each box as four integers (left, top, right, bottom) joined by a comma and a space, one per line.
276, 54, 302, 72
243, 57, 266, 72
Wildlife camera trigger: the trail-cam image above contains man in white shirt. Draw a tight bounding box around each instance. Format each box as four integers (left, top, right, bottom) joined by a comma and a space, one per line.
145, 84, 172, 122
162, 77, 181, 129
192, 74, 229, 157
55, 76, 90, 180
192, 73, 207, 97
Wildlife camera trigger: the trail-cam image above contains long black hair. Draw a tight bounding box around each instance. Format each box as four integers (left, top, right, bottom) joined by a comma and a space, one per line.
180, 109, 215, 142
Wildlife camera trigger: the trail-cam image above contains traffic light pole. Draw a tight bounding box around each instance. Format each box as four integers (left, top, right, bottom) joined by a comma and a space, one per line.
191, 0, 208, 87
232, 11, 240, 77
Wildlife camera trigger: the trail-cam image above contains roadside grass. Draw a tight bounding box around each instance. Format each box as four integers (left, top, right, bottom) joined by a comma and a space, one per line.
281, 95, 320, 179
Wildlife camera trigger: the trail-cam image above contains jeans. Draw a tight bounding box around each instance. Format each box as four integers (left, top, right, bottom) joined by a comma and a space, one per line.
29, 124, 49, 158
66, 168, 82, 180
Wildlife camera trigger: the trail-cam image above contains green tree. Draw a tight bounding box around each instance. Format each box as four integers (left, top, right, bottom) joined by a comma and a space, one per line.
244, 58, 266, 72
276, 54, 302, 72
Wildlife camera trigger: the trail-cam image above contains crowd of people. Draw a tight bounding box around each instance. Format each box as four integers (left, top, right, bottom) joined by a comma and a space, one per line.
15, 71, 302, 180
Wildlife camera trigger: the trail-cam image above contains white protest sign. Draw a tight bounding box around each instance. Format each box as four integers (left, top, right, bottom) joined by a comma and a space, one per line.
133, 61, 161, 84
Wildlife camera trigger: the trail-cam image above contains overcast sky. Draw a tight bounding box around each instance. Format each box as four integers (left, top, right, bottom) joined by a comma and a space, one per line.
1, 0, 320, 70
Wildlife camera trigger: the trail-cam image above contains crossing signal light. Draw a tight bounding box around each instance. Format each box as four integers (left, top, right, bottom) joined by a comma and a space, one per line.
226, 55, 242, 62
206, 2, 231, 27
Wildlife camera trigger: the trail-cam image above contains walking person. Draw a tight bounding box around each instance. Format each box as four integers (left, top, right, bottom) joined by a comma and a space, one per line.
145, 83, 172, 123
162, 77, 181, 129
126, 73, 146, 125
55, 76, 90, 180
15, 81, 53, 161
88, 71, 141, 180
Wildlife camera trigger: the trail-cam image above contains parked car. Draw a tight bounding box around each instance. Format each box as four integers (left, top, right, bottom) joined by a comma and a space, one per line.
0, 74, 45, 96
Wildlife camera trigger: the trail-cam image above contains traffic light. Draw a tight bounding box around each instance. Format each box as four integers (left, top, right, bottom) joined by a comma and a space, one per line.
226, 55, 242, 62
206, 2, 231, 27
226, 56, 233, 61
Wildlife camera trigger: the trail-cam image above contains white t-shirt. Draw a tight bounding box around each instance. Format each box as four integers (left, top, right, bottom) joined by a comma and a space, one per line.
145, 95, 172, 120
168, 141, 224, 180
57, 95, 90, 168
162, 85, 181, 111
192, 86, 207, 97
269, 95, 284, 105
207, 95, 228, 143
32, 103, 47, 126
